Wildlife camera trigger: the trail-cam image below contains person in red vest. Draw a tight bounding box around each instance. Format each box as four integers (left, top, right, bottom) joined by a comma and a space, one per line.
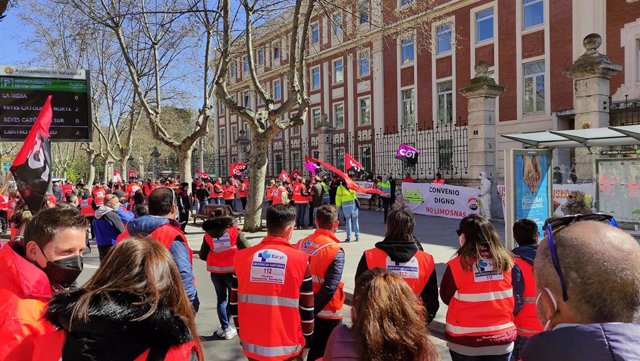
0, 191, 9, 234
440, 214, 516, 361
293, 177, 309, 229
79, 191, 96, 239
211, 178, 224, 205
231, 205, 314, 361
433, 172, 446, 184
271, 179, 289, 205
62, 180, 73, 198
125, 181, 142, 204
511, 219, 543, 360
143, 178, 156, 197
356, 204, 439, 324
238, 177, 250, 211
33, 238, 203, 361
265, 179, 276, 206
0, 207, 87, 360
223, 178, 237, 211
200, 211, 251, 340
403, 172, 415, 183
117, 187, 200, 311
295, 204, 345, 361
92, 182, 106, 207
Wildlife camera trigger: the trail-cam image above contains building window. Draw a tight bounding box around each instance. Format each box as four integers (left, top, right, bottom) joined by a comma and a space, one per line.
334, 148, 345, 168
334, 102, 344, 129
359, 50, 370, 77
311, 23, 320, 44
523, 0, 544, 29
400, 35, 414, 65
231, 125, 237, 143
476, 8, 494, 42
257, 48, 265, 66
273, 42, 280, 61
242, 55, 248, 72
273, 79, 282, 100
292, 152, 301, 170
275, 154, 283, 174
358, 1, 369, 24
291, 125, 300, 136
312, 108, 322, 129
333, 59, 344, 83
311, 66, 321, 89
401, 88, 416, 128
332, 13, 343, 36
312, 150, 320, 159
436, 23, 452, 54
359, 97, 371, 125
399, 0, 415, 7
438, 139, 453, 171
243, 91, 250, 108
257, 96, 265, 106
229, 62, 236, 78
360, 146, 372, 171
219, 127, 226, 146
218, 101, 225, 114
437, 81, 453, 124
523, 60, 545, 114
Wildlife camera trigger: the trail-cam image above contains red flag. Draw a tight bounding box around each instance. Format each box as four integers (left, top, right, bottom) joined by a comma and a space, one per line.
10, 96, 53, 213
196, 169, 210, 179
278, 169, 290, 182
304, 156, 385, 196
344, 153, 364, 172
229, 163, 248, 178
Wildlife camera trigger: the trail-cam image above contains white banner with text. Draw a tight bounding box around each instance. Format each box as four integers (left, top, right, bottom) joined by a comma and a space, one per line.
402, 183, 481, 219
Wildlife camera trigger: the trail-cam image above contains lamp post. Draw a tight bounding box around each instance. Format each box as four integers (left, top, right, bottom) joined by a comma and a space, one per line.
150, 147, 161, 179
236, 129, 251, 162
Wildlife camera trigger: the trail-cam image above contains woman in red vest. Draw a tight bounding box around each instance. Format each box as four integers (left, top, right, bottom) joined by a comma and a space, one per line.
200, 212, 250, 340
33, 237, 203, 361
440, 214, 516, 361
223, 179, 237, 211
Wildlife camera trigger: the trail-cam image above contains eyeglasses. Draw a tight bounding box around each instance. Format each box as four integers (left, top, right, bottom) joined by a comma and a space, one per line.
543, 213, 618, 301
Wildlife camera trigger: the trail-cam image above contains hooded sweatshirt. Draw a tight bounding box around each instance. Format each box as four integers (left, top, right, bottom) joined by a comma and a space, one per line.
41, 289, 196, 361
355, 239, 439, 323
92, 206, 125, 247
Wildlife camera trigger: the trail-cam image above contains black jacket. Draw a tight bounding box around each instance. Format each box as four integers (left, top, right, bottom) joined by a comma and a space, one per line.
356, 238, 439, 323
45, 289, 197, 361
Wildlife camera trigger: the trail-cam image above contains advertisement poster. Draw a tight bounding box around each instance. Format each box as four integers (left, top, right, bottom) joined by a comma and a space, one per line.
402, 183, 480, 219
509, 149, 553, 239
597, 159, 640, 222
499, 183, 595, 217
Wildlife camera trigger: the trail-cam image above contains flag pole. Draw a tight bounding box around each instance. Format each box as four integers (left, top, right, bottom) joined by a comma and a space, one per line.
0, 172, 12, 195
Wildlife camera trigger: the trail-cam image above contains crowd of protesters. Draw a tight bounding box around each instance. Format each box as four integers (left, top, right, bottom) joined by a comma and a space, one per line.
1, 171, 639, 361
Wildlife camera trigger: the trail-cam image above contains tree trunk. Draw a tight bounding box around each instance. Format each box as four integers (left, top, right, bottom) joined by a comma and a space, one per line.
120, 158, 128, 181
87, 153, 97, 187
103, 158, 110, 184
198, 137, 205, 172
178, 149, 193, 184
243, 133, 269, 232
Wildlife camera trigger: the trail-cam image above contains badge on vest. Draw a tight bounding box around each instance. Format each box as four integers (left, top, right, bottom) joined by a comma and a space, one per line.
213, 233, 232, 253
386, 256, 419, 279
250, 249, 288, 284
473, 258, 504, 282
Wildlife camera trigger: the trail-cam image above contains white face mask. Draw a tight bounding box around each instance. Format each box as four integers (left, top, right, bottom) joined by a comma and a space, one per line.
536, 287, 558, 331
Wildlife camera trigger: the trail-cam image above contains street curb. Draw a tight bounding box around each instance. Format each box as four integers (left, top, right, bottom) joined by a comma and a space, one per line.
344, 291, 447, 340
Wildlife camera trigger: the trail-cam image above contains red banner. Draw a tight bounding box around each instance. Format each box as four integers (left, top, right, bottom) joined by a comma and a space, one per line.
196, 169, 211, 179
345, 153, 364, 172
304, 156, 385, 196
230, 163, 247, 177
278, 169, 290, 182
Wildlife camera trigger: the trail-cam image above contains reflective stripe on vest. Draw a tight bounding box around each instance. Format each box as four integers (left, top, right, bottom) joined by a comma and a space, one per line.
240, 341, 302, 358
238, 294, 299, 308
514, 257, 544, 336
523, 296, 537, 303
317, 309, 342, 318
453, 289, 513, 302
207, 265, 235, 272
445, 321, 516, 335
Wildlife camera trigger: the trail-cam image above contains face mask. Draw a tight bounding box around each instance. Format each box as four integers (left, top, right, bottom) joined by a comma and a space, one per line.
536, 287, 558, 331
37, 245, 83, 288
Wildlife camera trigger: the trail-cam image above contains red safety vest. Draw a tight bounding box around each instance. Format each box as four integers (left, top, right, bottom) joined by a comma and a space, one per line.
126, 184, 141, 200
234, 236, 308, 360
92, 188, 105, 206
296, 229, 344, 319
80, 198, 95, 217
0, 193, 9, 211
513, 257, 544, 337
292, 183, 307, 204
223, 185, 236, 200
204, 227, 239, 273
271, 186, 288, 205
266, 186, 276, 201
239, 181, 249, 198
117, 224, 193, 265
32, 329, 199, 361
445, 256, 515, 338
212, 183, 224, 199
364, 247, 434, 296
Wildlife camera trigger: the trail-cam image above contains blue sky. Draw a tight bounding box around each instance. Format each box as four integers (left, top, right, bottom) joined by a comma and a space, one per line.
0, 7, 35, 66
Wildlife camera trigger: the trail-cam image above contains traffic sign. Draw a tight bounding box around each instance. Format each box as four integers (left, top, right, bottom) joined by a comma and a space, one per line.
0, 65, 92, 141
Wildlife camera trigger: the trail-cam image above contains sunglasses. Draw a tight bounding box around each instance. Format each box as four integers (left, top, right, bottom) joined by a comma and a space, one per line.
543, 213, 618, 301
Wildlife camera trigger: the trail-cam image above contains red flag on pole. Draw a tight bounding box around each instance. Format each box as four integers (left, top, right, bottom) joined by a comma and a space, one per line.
10, 96, 53, 214
229, 163, 248, 178
196, 169, 210, 179
344, 153, 364, 172
304, 156, 385, 195
278, 169, 290, 182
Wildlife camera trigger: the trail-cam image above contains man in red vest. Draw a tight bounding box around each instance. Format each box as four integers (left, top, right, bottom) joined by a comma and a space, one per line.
117, 187, 199, 311
231, 205, 314, 361
292, 178, 308, 230
238, 177, 250, 211
295, 204, 345, 361
511, 219, 543, 360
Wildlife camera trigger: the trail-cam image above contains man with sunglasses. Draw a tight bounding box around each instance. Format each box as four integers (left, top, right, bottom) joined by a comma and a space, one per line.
521, 215, 640, 361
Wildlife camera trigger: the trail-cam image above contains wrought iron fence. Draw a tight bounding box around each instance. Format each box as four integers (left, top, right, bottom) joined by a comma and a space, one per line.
609, 96, 640, 126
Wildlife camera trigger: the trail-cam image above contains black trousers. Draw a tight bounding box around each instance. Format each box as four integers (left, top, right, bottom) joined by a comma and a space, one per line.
308, 317, 341, 361
240, 197, 247, 211
97, 245, 113, 262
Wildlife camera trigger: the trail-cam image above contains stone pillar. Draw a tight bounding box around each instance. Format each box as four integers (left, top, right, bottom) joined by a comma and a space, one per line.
459, 62, 505, 182
564, 33, 622, 180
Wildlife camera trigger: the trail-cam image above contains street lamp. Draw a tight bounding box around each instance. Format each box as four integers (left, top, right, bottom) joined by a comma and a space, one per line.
150, 146, 161, 179
236, 129, 251, 160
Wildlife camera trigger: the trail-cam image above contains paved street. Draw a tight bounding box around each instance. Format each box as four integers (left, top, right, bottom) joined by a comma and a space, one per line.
77, 208, 508, 360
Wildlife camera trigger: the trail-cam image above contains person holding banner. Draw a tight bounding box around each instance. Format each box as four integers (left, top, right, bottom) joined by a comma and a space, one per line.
336, 180, 359, 243
440, 214, 516, 361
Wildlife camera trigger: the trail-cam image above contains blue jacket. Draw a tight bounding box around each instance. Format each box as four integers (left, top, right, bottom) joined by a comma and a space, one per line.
512, 244, 537, 316
92, 206, 125, 246
116, 206, 134, 224
521, 323, 640, 361
126, 215, 200, 311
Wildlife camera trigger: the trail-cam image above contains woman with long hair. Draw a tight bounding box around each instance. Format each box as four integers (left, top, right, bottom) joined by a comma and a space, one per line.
33, 237, 203, 361
323, 268, 438, 361
355, 204, 439, 323
440, 214, 516, 361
